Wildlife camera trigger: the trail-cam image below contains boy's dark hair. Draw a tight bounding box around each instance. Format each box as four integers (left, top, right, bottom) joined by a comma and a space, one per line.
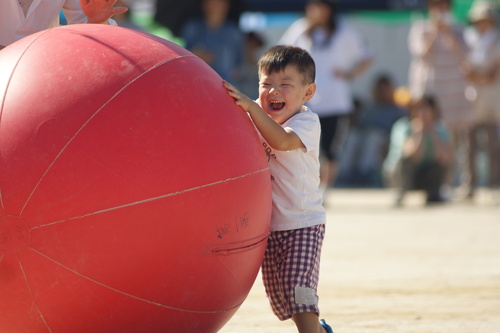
258, 45, 316, 84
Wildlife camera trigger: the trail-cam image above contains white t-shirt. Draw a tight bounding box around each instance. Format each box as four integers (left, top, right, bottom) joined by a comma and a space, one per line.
280, 18, 372, 116
0, 0, 116, 47
262, 106, 326, 231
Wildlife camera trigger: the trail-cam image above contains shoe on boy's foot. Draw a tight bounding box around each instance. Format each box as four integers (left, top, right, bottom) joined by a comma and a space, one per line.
320, 319, 334, 333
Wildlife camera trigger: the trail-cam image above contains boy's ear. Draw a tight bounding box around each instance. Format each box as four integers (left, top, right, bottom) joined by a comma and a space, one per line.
303, 83, 317, 102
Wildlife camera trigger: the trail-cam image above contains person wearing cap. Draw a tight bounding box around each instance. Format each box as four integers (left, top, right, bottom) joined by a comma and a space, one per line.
280, 0, 373, 191
0, 0, 127, 50
463, 0, 500, 197
408, 0, 476, 200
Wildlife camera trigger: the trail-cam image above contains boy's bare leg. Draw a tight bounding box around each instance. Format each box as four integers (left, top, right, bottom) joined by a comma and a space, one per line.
292, 312, 326, 333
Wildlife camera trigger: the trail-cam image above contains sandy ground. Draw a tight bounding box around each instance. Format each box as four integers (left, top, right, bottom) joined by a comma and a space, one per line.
219, 188, 500, 333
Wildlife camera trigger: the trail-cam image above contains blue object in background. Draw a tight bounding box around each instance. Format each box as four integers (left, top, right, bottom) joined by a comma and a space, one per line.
59, 10, 68, 25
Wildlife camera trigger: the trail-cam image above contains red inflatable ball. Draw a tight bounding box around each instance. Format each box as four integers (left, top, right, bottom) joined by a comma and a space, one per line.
0, 24, 271, 333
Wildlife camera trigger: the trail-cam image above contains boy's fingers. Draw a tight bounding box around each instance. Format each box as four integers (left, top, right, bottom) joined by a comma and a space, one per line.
223, 80, 236, 89
227, 91, 239, 99
224, 84, 237, 94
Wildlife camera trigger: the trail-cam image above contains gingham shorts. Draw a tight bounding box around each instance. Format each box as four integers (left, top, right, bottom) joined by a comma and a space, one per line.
261, 224, 325, 321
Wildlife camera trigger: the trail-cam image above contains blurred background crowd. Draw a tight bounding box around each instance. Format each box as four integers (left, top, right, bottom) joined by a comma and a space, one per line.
7, 0, 500, 206
118, 0, 500, 206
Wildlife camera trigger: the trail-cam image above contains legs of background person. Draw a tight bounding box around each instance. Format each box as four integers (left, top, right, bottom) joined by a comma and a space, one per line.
320, 158, 338, 191
319, 115, 350, 190
417, 162, 447, 203
392, 158, 416, 206
336, 129, 362, 186
292, 312, 327, 333
446, 126, 475, 199
447, 128, 459, 195
484, 123, 499, 188
357, 128, 387, 187
468, 123, 499, 197
466, 125, 478, 198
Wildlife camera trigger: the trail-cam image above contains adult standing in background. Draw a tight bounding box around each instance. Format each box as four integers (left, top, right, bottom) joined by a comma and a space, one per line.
280, 0, 373, 191
464, 1, 500, 197
0, 0, 127, 50
408, 0, 476, 199
181, 0, 244, 84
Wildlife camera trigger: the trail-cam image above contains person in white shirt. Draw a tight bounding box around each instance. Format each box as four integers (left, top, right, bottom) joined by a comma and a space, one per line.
280, 0, 373, 190
407, 0, 476, 201
224, 45, 333, 333
463, 1, 500, 197
0, 0, 127, 50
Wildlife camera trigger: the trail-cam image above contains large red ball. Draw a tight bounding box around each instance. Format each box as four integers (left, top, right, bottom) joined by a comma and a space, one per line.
0, 25, 271, 333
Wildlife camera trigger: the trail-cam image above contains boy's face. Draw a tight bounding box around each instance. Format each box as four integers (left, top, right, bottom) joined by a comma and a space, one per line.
258, 65, 316, 125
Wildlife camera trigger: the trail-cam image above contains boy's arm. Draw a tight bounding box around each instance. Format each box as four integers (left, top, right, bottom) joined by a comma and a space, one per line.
224, 81, 304, 151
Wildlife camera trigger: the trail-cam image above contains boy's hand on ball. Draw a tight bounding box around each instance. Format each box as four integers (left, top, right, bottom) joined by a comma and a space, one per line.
80, 0, 128, 24
224, 80, 257, 114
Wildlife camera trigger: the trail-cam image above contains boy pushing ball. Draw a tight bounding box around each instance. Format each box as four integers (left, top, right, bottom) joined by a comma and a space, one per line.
224, 45, 333, 333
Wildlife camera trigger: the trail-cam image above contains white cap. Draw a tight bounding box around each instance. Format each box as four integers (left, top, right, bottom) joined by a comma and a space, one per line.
468, 1, 498, 22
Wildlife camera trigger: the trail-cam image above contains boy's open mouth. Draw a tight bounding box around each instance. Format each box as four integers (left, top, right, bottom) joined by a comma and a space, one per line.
270, 101, 285, 111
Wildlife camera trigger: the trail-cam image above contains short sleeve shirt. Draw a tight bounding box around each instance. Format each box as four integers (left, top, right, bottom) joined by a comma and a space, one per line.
263, 107, 326, 231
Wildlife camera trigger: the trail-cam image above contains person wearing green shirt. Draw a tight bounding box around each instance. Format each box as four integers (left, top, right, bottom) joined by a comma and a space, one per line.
384, 95, 452, 206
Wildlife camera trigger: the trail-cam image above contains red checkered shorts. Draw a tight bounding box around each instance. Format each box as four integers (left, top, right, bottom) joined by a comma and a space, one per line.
261, 224, 325, 321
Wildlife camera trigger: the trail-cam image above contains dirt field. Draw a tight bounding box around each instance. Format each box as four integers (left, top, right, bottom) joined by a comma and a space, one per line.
219, 188, 500, 333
